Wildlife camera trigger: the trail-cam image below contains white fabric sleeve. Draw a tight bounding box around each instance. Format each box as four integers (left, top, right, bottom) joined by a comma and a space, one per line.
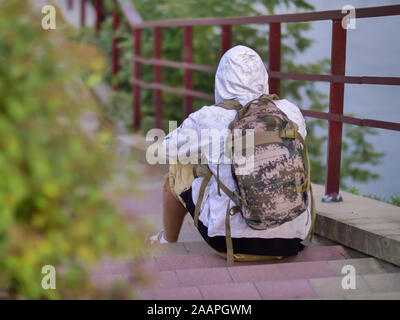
274, 99, 307, 139
162, 109, 201, 163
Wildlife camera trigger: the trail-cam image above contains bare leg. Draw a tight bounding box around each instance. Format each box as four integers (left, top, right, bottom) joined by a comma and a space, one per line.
162, 177, 187, 242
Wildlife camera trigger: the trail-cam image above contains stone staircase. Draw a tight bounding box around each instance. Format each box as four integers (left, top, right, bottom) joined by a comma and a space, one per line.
107, 136, 400, 300
112, 161, 400, 300
137, 216, 400, 300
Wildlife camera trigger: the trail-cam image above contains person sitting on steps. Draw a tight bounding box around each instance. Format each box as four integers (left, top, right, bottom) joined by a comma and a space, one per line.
151, 45, 315, 266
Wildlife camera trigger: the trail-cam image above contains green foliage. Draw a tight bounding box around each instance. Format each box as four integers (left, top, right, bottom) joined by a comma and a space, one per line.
0, 1, 151, 299
390, 195, 400, 207
341, 124, 384, 184
90, 0, 384, 190
346, 186, 361, 196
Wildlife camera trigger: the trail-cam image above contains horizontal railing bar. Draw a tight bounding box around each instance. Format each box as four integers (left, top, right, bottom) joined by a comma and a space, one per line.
131, 57, 400, 85
301, 109, 400, 131
132, 78, 214, 100
133, 56, 217, 72
117, 0, 143, 25
132, 76, 400, 131
122, 5, 400, 29
270, 71, 400, 85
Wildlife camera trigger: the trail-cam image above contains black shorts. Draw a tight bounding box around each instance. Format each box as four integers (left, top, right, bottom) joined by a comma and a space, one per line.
179, 187, 305, 257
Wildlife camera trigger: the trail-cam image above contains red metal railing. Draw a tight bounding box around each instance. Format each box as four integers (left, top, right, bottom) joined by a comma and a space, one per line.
111, 0, 120, 89
94, 0, 106, 32
68, 0, 105, 29
72, 2, 400, 200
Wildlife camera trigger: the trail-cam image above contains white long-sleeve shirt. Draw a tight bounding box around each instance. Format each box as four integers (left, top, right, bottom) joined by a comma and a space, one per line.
163, 45, 311, 239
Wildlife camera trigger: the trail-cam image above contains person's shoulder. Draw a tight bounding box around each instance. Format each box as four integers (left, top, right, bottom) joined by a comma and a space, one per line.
274, 98, 307, 138
188, 104, 236, 129
191, 104, 235, 118
274, 98, 304, 119
197, 104, 234, 112
275, 98, 301, 111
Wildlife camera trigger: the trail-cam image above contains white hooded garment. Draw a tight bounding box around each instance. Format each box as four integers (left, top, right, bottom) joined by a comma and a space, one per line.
163, 45, 311, 239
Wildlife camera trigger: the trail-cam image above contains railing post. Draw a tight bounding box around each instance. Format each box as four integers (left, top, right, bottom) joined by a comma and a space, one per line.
323, 19, 347, 202
221, 25, 232, 56
133, 29, 142, 131
67, 0, 73, 10
95, 0, 104, 33
268, 23, 281, 96
112, 1, 121, 90
183, 26, 193, 119
153, 28, 163, 129
80, 0, 86, 27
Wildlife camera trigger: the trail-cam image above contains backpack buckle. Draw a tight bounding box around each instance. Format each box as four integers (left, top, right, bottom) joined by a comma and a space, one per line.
233, 191, 247, 207
296, 180, 308, 193
280, 129, 296, 139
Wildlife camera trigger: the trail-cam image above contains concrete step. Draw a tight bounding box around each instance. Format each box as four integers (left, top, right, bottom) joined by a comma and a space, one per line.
151, 241, 215, 257
341, 291, 400, 300
92, 242, 400, 299
150, 245, 350, 270
139, 270, 400, 300
92, 245, 352, 292
150, 238, 353, 256
307, 272, 400, 300
148, 233, 369, 262
92, 245, 351, 284
141, 256, 399, 289
313, 184, 400, 267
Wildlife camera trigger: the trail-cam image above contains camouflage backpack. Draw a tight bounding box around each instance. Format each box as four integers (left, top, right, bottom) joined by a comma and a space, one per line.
193, 94, 316, 266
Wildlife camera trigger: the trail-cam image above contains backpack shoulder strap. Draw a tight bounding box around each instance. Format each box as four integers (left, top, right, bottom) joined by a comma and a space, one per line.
193, 164, 245, 267
214, 99, 243, 110
225, 202, 241, 267
258, 93, 280, 102
193, 165, 243, 229
193, 169, 212, 229
305, 185, 316, 241
214, 94, 279, 114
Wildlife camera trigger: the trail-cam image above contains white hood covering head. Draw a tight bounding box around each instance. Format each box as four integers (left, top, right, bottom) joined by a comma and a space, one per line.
215, 45, 269, 106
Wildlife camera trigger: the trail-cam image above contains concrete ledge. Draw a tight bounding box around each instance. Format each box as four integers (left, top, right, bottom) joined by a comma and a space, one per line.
313, 184, 400, 266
